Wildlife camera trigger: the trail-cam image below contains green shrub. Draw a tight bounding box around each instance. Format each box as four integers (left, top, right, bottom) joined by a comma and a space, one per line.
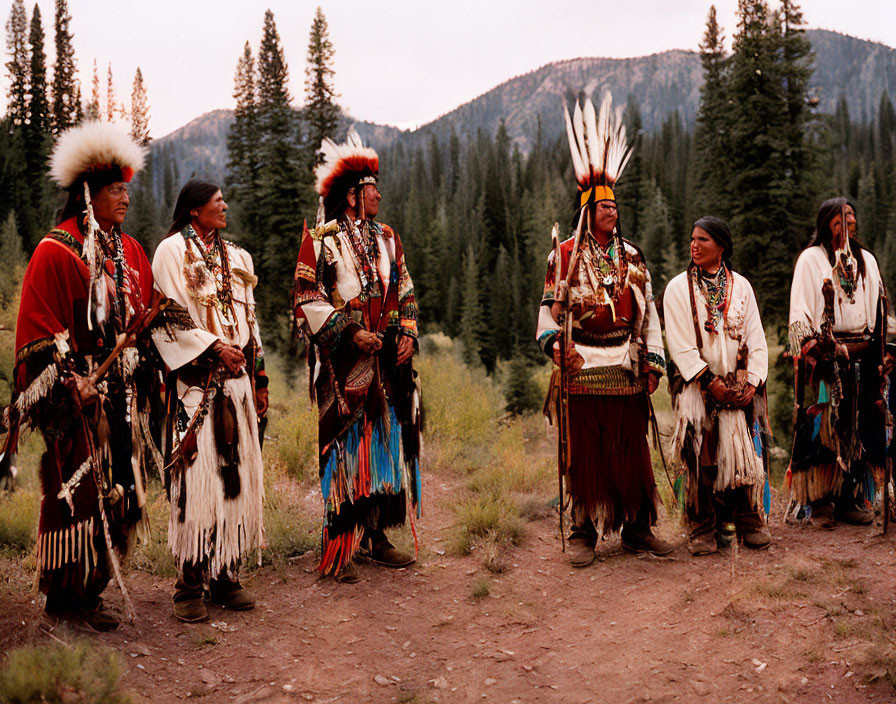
0, 487, 39, 553
262, 463, 316, 562
0, 640, 131, 704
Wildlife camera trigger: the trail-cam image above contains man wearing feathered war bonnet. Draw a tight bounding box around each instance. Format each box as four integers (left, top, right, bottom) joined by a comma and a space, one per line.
537, 94, 673, 567
293, 130, 422, 583
9, 121, 156, 630
664, 216, 772, 555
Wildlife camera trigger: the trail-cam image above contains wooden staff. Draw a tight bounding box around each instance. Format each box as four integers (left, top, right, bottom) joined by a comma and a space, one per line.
89, 291, 165, 386
551, 210, 586, 552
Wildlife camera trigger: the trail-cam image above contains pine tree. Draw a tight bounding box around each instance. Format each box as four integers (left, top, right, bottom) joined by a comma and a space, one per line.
459, 245, 483, 366
129, 67, 150, 144
694, 5, 730, 217
50, 0, 80, 133
726, 0, 813, 324
503, 356, 541, 416
22, 3, 52, 247
84, 58, 100, 119
304, 6, 339, 165
26, 4, 49, 134
5, 0, 28, 126
105, 63, 117, 121
254, 10, 310, 348
226, 41, 259, 237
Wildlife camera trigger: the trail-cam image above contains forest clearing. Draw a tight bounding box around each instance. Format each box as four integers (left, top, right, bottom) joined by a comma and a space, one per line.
0, 341, 894, 704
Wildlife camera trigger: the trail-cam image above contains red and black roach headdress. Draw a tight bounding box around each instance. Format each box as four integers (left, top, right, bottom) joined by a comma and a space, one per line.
563, 93, 634, 211
314, 129, 379, 223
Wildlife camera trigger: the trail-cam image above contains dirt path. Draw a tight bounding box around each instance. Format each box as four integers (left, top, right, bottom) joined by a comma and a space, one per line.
2, 466, 895, 704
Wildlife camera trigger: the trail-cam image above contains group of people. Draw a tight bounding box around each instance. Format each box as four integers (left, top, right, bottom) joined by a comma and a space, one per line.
5, 120, 420, 629
3, 91, 893, 631
538, 94, 892, 568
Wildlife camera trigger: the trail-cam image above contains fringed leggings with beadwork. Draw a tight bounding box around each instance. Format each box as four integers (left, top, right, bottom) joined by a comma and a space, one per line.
788, 352, 886, 508
318, 403, 421, 575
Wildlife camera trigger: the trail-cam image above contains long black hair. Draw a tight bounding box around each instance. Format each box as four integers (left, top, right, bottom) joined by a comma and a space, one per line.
168, 179, 221, 235
808, 196, 866, 279
692, 215, 734, 268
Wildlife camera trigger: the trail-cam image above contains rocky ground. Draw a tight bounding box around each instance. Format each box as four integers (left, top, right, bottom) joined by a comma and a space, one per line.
1, 471, 895, 704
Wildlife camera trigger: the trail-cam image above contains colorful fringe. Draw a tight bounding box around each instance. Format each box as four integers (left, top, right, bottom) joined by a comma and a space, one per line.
318, 404, 420, 575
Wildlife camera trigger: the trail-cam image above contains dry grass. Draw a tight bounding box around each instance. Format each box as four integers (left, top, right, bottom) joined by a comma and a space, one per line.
0, 640, 132, 704
131, 479, 177, 578
471, 576, 491, 599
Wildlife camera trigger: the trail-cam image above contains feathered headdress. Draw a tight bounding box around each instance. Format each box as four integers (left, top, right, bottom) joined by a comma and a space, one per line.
49, 120, 145, 190
563, 92, 633, 210
315, 129, 379, 223
49, 121, 146, 331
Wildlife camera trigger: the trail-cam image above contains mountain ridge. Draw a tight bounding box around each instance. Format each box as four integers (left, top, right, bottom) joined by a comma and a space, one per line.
154, 29, 896, 185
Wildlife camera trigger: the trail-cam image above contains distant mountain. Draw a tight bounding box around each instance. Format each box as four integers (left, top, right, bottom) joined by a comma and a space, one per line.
153, 29, 896, 185
808, 30, 896, 121
411, 49, 703, 152
153, 112, 403, 188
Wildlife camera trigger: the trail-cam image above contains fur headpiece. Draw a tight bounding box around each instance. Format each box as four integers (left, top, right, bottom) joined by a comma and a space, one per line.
315, 129, 378, 222
49, 120, 145, 190
563, 92, 633, 209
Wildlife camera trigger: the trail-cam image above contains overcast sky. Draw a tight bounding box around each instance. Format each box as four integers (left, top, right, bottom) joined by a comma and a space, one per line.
1, 0, 893, 137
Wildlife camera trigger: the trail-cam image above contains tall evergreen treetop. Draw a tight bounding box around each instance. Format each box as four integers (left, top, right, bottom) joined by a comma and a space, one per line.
258, 10, 291, 111
51, 0, 80, 133
130, 67, 151, 145
106, 63, 118, 121
27, 4, 49, 134
694, 5, 730, 216
304, 6, 339, 164
226, 41, 259, 234
5, 0, 28, 126
85, 58, 100, 120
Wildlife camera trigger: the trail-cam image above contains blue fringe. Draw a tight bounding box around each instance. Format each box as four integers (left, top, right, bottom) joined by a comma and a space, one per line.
320, 405, 410, 509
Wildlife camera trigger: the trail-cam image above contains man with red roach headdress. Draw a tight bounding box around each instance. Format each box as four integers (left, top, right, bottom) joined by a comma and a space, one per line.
6, 121, 156, 629
537, 94, 673, 567
293, 130, 422, 583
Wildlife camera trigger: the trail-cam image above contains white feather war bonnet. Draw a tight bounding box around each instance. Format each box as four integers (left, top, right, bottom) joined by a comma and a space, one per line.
563, 92, 634, 211
49, 120, 146, 216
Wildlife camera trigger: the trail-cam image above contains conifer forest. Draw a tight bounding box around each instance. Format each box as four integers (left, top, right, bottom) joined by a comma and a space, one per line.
3, 0, 896, 403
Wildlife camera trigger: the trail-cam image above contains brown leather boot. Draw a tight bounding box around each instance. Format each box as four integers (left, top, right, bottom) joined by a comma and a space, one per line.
621, 527, 675, 556
566, 533, 596, 567
362, 530, 415, 567
209, 577, 255, 610
334, 561, 361, 583
687, 532, 717, 556
173, 562, 208, 623
741, 526, 772, 549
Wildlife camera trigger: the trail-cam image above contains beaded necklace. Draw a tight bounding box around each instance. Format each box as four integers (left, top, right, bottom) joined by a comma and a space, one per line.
343, 218, 382, 302
95, 225, 129, 332
181, 225, 237, 334
697, 265, 731, 335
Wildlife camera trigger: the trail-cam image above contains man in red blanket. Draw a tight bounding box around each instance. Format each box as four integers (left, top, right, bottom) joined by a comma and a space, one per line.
12, 121, 155, 630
